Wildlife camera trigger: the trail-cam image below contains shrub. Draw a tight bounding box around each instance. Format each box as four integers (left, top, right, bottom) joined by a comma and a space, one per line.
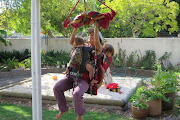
3, 57, 19, 71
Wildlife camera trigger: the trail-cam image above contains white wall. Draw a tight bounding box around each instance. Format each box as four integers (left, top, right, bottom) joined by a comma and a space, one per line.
0, 38, 180, 65
0, 38, 73, 52
105, 38, 180, 66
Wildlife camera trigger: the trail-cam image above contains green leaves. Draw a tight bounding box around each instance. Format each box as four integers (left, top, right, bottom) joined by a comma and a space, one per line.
0, 30, 12, 46
130, 86, 149, 109
1, 0, 179, 38
1, 0, 86, 37
2, 57, 19, 71
151, 64, 180, 93
100, 0, 179, 38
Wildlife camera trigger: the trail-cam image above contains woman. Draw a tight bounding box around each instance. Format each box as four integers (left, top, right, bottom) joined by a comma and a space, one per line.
53, 20, 103, 120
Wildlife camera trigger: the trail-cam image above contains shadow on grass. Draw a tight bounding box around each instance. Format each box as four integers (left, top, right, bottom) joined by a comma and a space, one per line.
0, 103, 32, 120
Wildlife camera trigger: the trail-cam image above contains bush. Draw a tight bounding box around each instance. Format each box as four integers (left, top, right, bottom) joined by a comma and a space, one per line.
0, 49, 30, 63
2, 57, 19, 71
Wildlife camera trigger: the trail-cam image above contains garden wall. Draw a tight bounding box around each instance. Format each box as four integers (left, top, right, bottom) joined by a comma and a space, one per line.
0, 38, 180, 66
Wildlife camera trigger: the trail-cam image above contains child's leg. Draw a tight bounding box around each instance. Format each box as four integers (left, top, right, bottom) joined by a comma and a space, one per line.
86, 63, 94, 80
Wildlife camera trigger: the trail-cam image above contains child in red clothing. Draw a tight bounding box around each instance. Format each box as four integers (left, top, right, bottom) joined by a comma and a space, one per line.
103, 43, 114, 72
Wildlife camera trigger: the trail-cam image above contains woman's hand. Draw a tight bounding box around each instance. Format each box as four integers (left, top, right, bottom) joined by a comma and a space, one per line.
92, 20, 102, 55
96, 83, 102, 88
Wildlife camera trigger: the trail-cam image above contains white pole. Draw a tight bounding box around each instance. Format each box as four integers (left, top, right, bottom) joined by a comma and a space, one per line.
31, 0, 42, 119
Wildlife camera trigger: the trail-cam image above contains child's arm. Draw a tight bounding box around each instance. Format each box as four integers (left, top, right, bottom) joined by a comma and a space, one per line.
70, 28, 78, 46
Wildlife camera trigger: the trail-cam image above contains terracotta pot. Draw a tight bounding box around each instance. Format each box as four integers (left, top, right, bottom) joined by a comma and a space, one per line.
147, 99, 162, 116
162, 92, 176, 111
131, 105, 148, 119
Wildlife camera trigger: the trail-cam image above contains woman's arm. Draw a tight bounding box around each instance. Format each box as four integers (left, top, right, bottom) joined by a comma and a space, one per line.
96, 67, 105, 88
93, 21, 102, 55
69, 28, 78, 46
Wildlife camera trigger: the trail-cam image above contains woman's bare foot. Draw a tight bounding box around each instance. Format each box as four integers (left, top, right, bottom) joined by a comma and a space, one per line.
56, 111, 68, 119
77, 115, 83, 120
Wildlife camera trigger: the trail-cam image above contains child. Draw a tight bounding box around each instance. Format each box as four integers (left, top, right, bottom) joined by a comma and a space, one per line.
103, 43, 114, 72
65, 36, 96, 82
102, 43, 114, 85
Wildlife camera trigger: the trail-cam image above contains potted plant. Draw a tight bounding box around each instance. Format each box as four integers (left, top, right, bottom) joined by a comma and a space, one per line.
61, 61, 66, 68
144, 88, 169, 117
56, 61, 60, 68
147, 65, 169, 116
151, 64, 180, 111
159, 71, 179, 111
130, 86, 149, 119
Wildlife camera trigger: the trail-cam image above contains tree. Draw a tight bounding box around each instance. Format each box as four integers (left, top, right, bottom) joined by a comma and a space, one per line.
100, 0, 179, 38
0, 30, 11, 46
1, 0, 95, 37
170, 0, 180, 33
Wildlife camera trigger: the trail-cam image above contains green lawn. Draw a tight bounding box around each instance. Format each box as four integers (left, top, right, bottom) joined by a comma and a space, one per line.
0, 103, 131, 120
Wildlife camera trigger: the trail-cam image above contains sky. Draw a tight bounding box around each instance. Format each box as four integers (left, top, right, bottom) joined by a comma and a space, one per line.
0, 1, 4, 13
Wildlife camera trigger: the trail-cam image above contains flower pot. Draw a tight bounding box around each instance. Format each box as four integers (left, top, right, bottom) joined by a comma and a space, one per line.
147, 99, 162, 116
162, 92, 176, 111
62, 65, 65, 68
57, 65, 60, 68
131, 105, 148, 119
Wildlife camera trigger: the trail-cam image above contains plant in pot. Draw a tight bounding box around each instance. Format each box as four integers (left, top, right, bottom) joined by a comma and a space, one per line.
56, 61, 60, 68
159, 71, 180, 111
147, 65, 169, 116
61, 61, 66, 68
130, 86, 149, 119
144, 88, 169, 117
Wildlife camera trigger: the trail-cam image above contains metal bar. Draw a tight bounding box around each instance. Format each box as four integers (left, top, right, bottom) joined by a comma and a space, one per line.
31, 0, 42, 119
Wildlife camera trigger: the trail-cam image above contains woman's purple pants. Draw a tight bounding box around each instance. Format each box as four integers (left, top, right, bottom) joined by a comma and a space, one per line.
53, 75, 89, 116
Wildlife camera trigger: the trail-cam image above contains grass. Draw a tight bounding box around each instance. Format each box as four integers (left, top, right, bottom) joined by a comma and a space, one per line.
0, 103, 131, 120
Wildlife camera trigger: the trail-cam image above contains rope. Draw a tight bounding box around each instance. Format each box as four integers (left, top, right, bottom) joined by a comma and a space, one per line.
84, 0, 87, 12
64, 0, 115, 22
64, 0, 80, 21
97, 0, 114, 11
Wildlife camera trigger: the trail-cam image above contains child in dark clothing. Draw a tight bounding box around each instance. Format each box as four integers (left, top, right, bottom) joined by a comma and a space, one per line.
65, 36, 95, 82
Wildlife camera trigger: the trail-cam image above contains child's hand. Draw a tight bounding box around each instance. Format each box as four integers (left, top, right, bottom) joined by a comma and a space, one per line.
92, 20, 98, 28
62, 71, 66, 75
63, 68, 69, 75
